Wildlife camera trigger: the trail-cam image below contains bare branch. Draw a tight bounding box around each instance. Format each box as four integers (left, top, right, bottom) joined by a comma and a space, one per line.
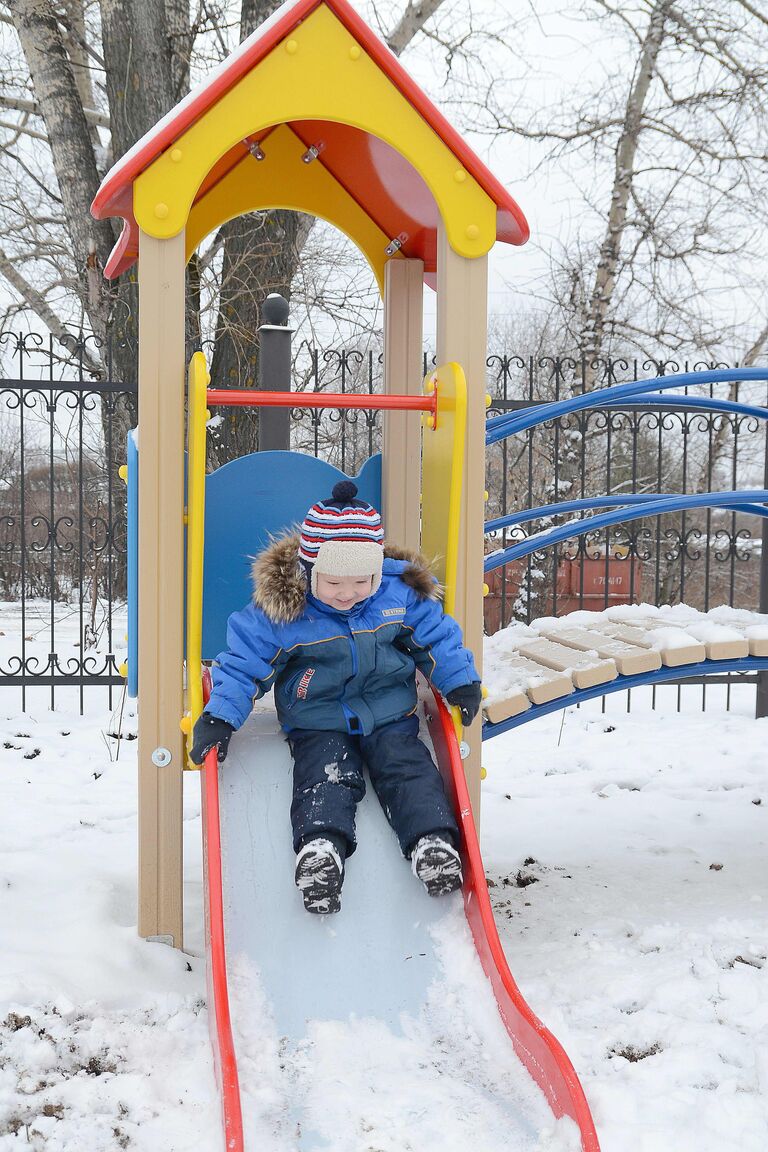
0, 91, 109, 129
386, 0, 447, 57
0, 244, 101, 374
0, 115, 47, 142
734, 0, 768, 26
743, 321, 768, 366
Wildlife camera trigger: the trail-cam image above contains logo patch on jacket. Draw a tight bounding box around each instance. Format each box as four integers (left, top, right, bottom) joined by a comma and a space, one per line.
297, 668, 315, 699
382, 607, 406, 617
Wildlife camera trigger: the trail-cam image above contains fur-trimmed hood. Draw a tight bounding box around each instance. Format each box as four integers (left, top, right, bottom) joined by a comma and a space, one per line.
251, 532, 440, 624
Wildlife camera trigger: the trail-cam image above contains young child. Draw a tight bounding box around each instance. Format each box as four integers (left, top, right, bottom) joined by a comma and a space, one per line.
190, 480, 482, 914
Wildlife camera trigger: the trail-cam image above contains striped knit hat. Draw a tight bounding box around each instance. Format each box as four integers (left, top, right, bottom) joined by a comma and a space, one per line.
299, 480, 384, 597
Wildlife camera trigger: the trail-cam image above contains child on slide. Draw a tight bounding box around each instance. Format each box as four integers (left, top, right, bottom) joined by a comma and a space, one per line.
189, 480, 482, 914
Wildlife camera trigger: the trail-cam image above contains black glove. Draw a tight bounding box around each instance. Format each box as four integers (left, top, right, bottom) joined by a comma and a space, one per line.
189, 712, 234, 764
446, 682, 483, 726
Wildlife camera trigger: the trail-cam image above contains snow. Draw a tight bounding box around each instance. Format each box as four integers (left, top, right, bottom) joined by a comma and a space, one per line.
0, 698, 217, 1151
1, 608, 767, 1150
684, 620, 744, 644
229, 913, 578, 1152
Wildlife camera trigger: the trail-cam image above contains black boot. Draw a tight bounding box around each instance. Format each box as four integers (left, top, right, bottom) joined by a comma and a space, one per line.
411, 834, 463, 896
294, 835, 345, 914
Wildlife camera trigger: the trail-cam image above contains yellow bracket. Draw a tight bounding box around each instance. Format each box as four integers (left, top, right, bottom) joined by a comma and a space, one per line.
184, 350, 210, 770
421, 362, 466, 618
420, 362, 467, 745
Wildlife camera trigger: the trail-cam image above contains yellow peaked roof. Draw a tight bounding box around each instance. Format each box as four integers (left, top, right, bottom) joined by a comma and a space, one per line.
92, 0, 528, 286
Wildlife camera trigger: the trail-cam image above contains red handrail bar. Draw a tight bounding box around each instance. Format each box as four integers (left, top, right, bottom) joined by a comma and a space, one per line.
206, 388, 438, 419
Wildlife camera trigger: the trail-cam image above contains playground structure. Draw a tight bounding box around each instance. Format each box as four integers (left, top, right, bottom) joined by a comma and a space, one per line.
91, 0, 529, 950
90, 1, 768, 1149
184, 353, 599, 1151
93, 1, 607, 1149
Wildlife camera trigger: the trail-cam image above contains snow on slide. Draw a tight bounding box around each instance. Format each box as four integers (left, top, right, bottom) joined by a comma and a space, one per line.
203, 684, 598, 1152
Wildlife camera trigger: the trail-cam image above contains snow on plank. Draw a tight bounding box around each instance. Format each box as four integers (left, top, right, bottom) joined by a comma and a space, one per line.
482, 651, 574, 712
680, 621, 748, 660
705, 607, 768, 656
535, 625, 662, 676
590, 619, 705, 667
516, 637, 618, 689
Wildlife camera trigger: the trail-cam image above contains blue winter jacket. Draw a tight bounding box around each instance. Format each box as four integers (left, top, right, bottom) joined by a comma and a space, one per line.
207, 534, 479, 736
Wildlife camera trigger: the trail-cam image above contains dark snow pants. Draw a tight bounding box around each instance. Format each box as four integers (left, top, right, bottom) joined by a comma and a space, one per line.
287, 714, 459, 858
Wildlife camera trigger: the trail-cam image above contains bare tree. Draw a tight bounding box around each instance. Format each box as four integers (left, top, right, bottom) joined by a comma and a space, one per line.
466, 0, 768, 374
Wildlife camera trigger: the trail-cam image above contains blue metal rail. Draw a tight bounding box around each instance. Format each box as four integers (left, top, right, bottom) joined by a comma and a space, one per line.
485, 367, 768, 446
484, 491, 768, 572
485, 493, 768, 536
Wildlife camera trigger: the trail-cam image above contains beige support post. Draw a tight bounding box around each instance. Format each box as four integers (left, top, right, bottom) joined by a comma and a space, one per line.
382, 258, 424, 550
137, 230, 187, 947
435, 221, 488, 820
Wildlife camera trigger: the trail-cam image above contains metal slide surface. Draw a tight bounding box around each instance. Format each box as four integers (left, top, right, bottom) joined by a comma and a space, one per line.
202, 683, 600, 1152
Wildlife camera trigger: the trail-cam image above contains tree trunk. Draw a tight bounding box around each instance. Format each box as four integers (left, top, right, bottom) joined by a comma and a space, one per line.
208, 208, 303, 465
98, 0, 177, 434
165, 0, 193, 100
9, 0, 139, 500
9, 0, 118, 327
386, 0, 446, 54
206, 0, 296, 463
580, 0, 671, 374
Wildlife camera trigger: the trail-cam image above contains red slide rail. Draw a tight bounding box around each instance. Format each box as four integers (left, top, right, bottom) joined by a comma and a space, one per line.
201, 669, 244, 1152
424, 683, 601, 1152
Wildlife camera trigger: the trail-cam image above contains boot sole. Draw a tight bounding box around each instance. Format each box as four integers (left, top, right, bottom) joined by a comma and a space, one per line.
413, 846, 463, 897
295, 852, 343, 914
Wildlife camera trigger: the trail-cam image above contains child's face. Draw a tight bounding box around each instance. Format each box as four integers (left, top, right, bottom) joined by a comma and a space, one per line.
315, 573, 373, 610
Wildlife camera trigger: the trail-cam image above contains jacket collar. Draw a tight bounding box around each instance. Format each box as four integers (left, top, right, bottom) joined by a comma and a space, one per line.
251, 531, 441, 625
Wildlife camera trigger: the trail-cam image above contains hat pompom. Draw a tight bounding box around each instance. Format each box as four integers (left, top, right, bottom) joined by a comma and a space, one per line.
331, 480, 358, 502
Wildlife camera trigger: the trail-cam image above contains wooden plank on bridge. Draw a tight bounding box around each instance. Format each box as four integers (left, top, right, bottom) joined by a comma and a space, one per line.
537, 625, 662, 676
746, 629, 768, 657
484, 652, 574, 711
592, 620, 705, 667
517, 637, 618, 689
682, 622, 749, 660
483, 687, 531, 726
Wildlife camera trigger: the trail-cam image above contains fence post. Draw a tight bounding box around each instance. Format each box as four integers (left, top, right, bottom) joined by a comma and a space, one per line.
258, 293, 292, 451
758, 426, 768, 718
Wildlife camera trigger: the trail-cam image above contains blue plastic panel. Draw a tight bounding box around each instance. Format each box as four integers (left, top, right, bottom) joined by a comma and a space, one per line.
126, 431, 138, 699
201, 451, 382, 661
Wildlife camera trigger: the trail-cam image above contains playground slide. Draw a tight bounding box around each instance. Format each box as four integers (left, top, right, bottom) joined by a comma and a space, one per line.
201, 676, 600, 1152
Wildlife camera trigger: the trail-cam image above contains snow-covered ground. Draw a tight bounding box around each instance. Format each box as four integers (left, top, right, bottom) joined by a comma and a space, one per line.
1, 634, 766, 1150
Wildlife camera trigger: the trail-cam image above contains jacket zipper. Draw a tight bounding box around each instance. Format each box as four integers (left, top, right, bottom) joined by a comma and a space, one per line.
341, 622, 360, 733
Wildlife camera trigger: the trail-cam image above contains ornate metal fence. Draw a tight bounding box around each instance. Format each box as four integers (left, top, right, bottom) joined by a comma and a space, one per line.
0, 332, 136, 711
484, 355, 767, 713
1, 334, 764, 712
